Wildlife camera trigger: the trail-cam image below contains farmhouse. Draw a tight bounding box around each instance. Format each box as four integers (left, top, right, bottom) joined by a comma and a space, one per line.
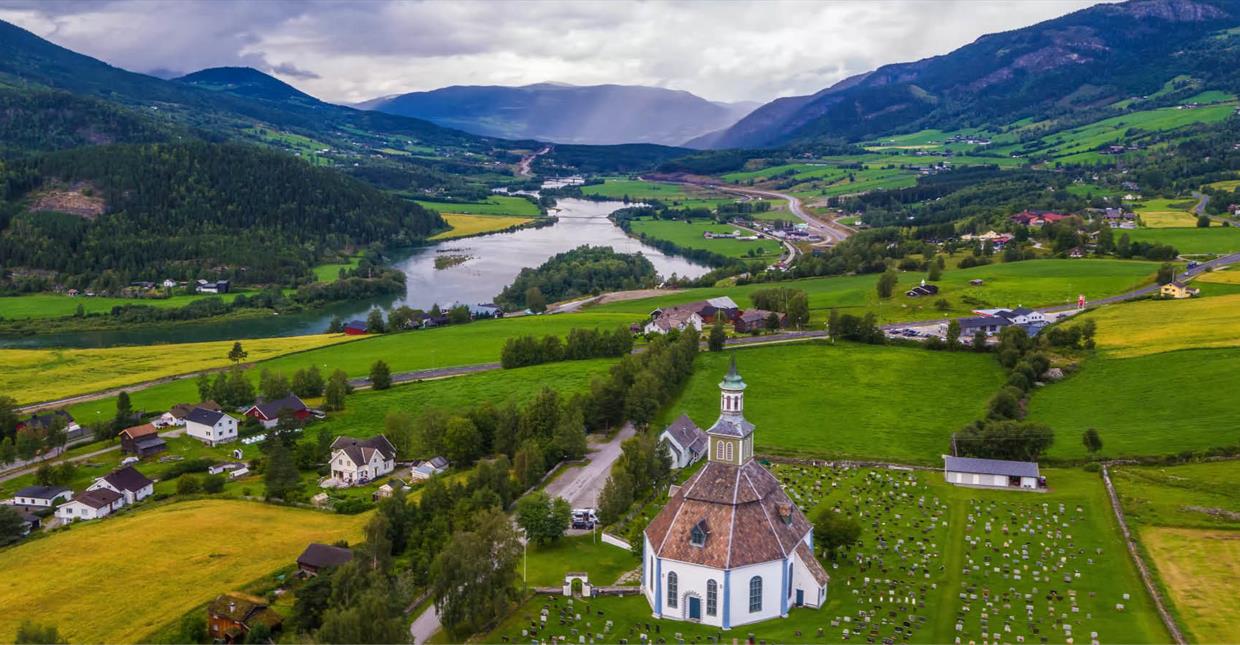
660, 414, 708, 469
343, 320, 368, 335
643, 360, 828, 628
244, 395, 311, 429
905, 281, 940, 297
207, 592, 283, 643
195, 279, 231, 294
17, 409, 83, 441
734, 309, 786, 334
412, 456, 450, 480
118, 423, 167, 457
157, 400, 222, 427
647, 297, 741, 334
87, 466, 154, 505
1159, 281, 1200, 299
644, 307, 704, 335
185, 407, 239, 446
55, 488, 124, 522
943, 455, 1042, 491
296, 543, 353, 576
327, 435, 397, 486
11, 485, 72, 508
1010, 210, 1070, 227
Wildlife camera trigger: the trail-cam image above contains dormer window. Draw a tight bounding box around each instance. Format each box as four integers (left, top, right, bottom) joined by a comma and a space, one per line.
690, 519, 709, 547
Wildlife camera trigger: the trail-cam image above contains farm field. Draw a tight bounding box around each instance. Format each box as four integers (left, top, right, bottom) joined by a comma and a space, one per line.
1003, 104, 1236, 162
578, 178, 689, 201
0, 333, 361, 406
1133, 198, 1201, 228
63, 312, 635, 420
1127, 226, 1240, 254
660, 342, 1004, 463
1112, 461, 1240, 643
0, 291, 254, 320
311, 255, 362, 282
0, 500, 367, 644
626, 218, 783, 259
1027, 347, 1240, 459
1195, 266, 1240, 284
311, 358, 618, 439
413, 195, 541, 216
1083, 294, 1240, 358
431, 213, 532, 240
485, 466, 1166, 644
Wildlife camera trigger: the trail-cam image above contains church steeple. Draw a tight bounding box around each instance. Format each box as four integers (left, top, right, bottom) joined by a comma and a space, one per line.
706, 356, 755, 465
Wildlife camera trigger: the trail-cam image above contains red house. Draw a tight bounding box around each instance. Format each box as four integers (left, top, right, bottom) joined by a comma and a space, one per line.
343, 320, 367, 335
244, 395, 311, 429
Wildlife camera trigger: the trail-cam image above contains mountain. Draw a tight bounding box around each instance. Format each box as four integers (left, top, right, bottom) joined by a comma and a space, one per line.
693, 0, 1240, 148
175, 67, 322, 105
359, 83, 756, 146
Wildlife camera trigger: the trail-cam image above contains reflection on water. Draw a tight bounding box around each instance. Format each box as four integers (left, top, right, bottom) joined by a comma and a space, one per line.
0, 199, 707, 349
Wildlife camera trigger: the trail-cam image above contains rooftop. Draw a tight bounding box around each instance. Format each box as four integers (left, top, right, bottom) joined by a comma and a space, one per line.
944, 455, 1040, 478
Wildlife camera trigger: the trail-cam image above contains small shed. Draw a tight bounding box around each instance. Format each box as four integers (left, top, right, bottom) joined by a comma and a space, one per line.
943, 455, 1041, 490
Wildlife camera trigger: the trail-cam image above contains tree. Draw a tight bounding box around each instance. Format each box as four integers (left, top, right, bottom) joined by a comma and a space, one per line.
513, 440, 545, 490
956, 419, 1055, 461
786, 290, 810, 327
202, 473, 226, 493
366, 307, 386, 333
195, 373, 212, 402
597, 470, 634, 525
524, 286, 547, 313
114, 391, 132, 429
263, 442, 301, 500
324, 369, 349, 411
14, 621, 65, 644
177, 475, 202, 495
515, 491, 572, 545
369, 360, 392, 390
431, 508, 522, 639
945, 320, 961, 349
812, 509, 861, 561
765, 312, 782, 331
1197, 214, 1211, 228
1156, 262, 1175, 285
708, 317, 726, 352
0, 505, 26, 547
1083, 428, 1103, 454
927, 261, 943, 282
987, 385, 1024, 420
292, 365, 324, 398
442, 415, 481, 466
228, 341, 248, 364
972, 329, 988, 351
551, 404, 588, 462
258, 369, 291, 401
0, 437, 15, 465
176, 612, 206, 644
876, 269, 898, 299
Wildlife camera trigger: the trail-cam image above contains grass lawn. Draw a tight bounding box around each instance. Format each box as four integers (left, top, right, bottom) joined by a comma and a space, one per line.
1127, 226, 1240, 254
1195, 266, 1240, 284
522, 534, 639, 587
64, 313, 635, 421
1083, 293, 1240, 358
430, 213, 532, 240
1027, 348, 1240, 460
485, 466, 1166, 644
627, 218, 783, 259
1133, 198, 1201, 228
0, 291, 254, 320
0, 500, 366, 643
311, 358, 618, 440
414, 195, 541, 217
660, 342, 1004, 463
311, 255, 362, 282
1112, 461, 1240, 643
579, 179, 689, 201
0, 333, 361, 405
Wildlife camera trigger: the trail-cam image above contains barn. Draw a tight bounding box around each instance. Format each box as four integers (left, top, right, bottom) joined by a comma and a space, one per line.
943, 455, 1042, 490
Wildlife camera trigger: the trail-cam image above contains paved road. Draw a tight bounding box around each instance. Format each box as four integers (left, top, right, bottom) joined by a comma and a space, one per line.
516, 146, 551, 177
710, 184, 853, 244
1192, 191, 1209, 216
409, 604, 442, 645
543, 423, 636, 509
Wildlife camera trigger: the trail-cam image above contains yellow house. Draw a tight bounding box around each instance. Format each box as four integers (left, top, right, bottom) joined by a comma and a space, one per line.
1160, 281, 1200, 299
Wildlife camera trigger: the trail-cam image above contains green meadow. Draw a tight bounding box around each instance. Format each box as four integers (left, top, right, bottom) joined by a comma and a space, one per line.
626, 218, 783, 259
660, 342, 1004, 463
1126, 226, 1240, 254
413, 195, 542, 216
579, 178, 689, 201
0, 291, 255, 320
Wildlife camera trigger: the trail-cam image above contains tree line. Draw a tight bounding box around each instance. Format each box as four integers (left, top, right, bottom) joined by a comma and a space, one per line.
495, 245, 658, 311
500, 326, 633, 369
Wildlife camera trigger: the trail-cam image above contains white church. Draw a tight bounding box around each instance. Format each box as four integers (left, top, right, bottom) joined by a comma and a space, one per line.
643, 359, 829, 628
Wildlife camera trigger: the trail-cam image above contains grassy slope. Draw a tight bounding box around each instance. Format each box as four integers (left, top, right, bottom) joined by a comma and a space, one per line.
430, 213, 532, 240
579, 179, 689, 200
2, 333, 362, 405
626, 218, 783, 259
662, 342, 1004, 463
1086, 293, 1240, 358
311, 255, 361, 282
413, 195, 541, 216
0, 500, 366, 644
1133, 198, 1201, 228
0, 291, 254, 320
1126, 226, 1240, 254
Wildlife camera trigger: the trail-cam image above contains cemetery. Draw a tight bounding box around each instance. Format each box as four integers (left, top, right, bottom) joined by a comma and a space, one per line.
484, 465, 1169, 644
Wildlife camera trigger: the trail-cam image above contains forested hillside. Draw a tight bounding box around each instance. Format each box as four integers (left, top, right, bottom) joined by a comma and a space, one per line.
0, 142, 443, 287
0, 88, 180, 153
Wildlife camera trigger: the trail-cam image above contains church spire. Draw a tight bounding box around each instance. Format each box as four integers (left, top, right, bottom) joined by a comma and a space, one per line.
706, 357, 754, 465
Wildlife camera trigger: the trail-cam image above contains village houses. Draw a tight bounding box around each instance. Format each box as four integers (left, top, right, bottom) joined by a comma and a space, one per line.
659, 414, 708, 469
326, 435, 397, 486
1160, 281, 1200, 299
244, 395, 311, 429
185, 407, 239, 446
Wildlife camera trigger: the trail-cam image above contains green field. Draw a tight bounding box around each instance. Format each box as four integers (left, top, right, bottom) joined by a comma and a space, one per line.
1127, 226, 1240, 254
1086, 293, 1240, 358
413, 195, 541, 216
0, 291, 253, 320
660, 342, 1004, 463
522, 534, 639, 587
486, 466, 1167, 644
1112, 461, 1240, 643
1004, 104, 1237, 163
627, 218, 783, 259
579, 178, 689, 200
0, 500, 366, 644
311, 255, 362, 282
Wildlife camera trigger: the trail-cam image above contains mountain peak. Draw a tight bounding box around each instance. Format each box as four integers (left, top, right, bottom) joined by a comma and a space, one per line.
175, 66, 318, 104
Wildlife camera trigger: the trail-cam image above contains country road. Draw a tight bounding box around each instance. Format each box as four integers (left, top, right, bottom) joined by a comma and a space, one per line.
714, 184, 853, 243
543, 423, 637, 509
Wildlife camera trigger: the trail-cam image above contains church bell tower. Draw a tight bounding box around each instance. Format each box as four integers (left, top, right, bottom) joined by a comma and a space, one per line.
706, 356, 754, 466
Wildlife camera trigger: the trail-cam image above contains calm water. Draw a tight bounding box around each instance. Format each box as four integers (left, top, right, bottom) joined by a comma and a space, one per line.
0, 198, 707, 349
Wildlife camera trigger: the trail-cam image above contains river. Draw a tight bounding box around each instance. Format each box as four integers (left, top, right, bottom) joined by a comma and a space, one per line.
0, 198, 708, 349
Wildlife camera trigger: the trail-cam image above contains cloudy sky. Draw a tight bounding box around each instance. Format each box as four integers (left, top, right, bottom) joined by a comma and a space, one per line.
0, 0, 1108, 105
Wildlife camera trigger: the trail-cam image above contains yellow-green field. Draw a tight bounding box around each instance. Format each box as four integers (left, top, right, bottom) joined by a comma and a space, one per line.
430, 213, 532, 240
1086, 293, 1240, 357
1195, 267, 1240, 284
1204, 178, 1240, 192
0, 500, 367, 643
1141, 528, 1240, 643
0, 333, 360, 405
1133, 198, 1202, 228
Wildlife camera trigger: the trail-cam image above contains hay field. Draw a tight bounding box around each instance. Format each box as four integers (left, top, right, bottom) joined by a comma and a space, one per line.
1084, 293, 1240, 358
430, 213, 532, 240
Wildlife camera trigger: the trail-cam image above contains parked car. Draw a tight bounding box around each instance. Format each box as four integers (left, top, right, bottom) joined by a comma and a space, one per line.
571, 508, 598, 530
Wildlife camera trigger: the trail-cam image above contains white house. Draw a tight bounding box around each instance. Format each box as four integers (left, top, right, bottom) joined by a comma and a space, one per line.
644, 309, 704, 335
87, 466, 154, 505
943, 455, 1042, 490
411, 456, 450, 481
11, 485, 72, 508
185, 407, 238, 446
328, 435, 397, 486
659, 414, 708, 469
643, 360, 829, 628
55, 488, 124, 522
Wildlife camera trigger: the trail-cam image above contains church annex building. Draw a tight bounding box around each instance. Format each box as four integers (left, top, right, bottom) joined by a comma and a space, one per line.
643, 360, 829, 628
